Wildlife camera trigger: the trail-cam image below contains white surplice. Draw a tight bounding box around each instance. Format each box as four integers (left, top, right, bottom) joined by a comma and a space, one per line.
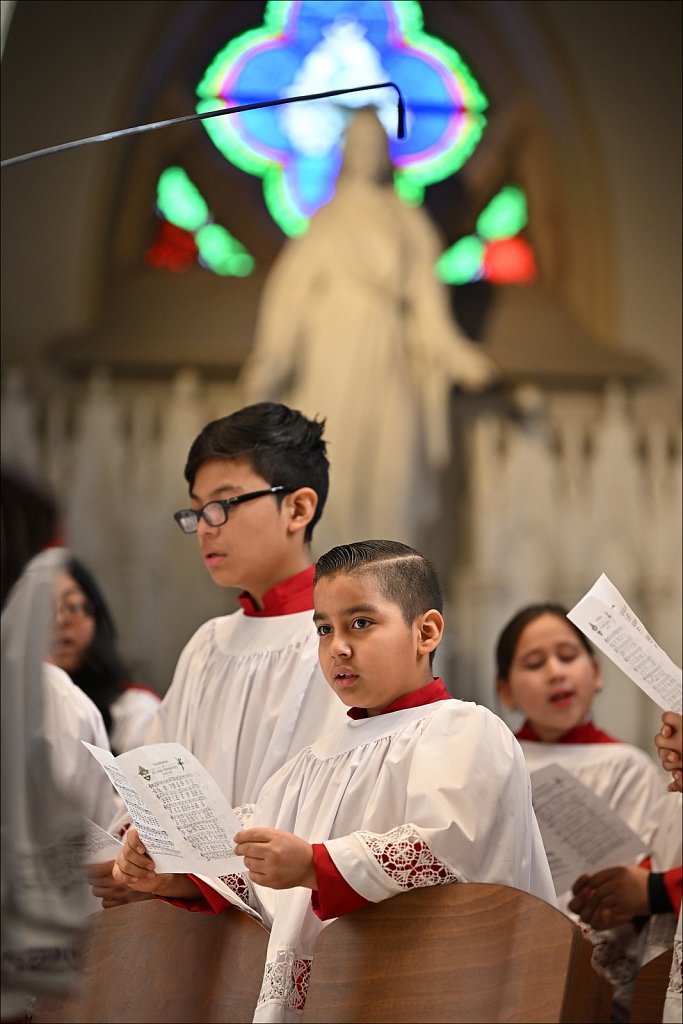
144, 609, 347, 807
109, 685, 161, 755
42, 663, 119, 829
520, 738, 682, 1020
199, 700, 556, 1023
520, 739, 681, 867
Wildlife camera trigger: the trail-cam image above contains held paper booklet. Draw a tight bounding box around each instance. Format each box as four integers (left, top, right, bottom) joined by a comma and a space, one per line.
530, 763, 648, 897
568, 573, 682, 714
82, 818, 123, 863
83, 741, 245, 876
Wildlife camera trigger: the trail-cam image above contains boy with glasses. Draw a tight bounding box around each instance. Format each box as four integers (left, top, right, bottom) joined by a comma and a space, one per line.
90, 402, 346, 907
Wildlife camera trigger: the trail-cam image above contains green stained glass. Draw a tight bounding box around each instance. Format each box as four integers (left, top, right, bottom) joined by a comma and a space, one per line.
157, 167, 209, 232
435, 236, 484, 285
476, 185, 527, 241
196, 223, 255, 277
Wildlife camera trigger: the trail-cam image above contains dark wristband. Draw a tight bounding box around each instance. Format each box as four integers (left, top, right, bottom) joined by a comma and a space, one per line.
648, 871, 674, 915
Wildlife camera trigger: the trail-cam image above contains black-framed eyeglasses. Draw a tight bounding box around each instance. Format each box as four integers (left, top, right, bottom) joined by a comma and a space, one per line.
173, 486, 291, 534
54, 598, 94, 620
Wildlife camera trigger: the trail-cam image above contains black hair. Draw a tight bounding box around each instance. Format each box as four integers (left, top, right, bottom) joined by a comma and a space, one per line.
63, 557, 129, 742
495, 602, 595, 680
314, 540, 443, 666
1, 467, 59, 608
184, 402, 329, 543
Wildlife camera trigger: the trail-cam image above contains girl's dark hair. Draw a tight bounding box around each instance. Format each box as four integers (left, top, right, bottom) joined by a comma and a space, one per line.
495, 603, 595, 680
1, 467, 58, 608
64, 557, 128, 740
184, 403, 329, 543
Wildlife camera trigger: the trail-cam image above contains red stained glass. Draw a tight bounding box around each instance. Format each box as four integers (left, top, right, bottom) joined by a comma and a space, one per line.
145, 220, 198, 273
483, 236, 536, 283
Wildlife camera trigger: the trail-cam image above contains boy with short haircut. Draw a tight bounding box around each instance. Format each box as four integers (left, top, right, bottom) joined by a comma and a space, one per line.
114, 540, 556, 1021
90, 403, 346, 907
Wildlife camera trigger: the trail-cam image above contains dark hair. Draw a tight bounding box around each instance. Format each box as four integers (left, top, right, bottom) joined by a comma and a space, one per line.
63, 557, 129, 741
495, 603, 595, 680
184, 402, 329, 543
314, 540, 443, 666
1, 467, 59, 608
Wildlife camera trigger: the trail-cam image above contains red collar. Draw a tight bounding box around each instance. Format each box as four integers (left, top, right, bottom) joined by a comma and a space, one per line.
347, 677, 452, 720
238, 565, 315, 617
515, 719, 620, 744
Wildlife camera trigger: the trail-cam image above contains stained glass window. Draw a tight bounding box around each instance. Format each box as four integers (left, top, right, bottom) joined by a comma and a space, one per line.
195, 0, 488, 236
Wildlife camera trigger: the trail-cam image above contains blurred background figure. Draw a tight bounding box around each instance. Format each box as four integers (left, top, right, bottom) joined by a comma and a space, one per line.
1, 469, 116, 1022
50, 557, 160, 755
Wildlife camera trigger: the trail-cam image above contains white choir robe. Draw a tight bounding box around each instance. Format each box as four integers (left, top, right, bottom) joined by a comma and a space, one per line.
43, 662, 119, 829
144, 608, 347, 808
520, 736, 682, 1018
194, 700, 557, 1023
109, 684, 161, 755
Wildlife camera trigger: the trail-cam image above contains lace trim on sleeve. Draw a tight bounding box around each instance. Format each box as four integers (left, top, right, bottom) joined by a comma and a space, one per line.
580, 923, 642, 1018
257, 947, 312, 1013
356, 823, 464, 888
669, 926, 682, 995
216, 873, 254, 909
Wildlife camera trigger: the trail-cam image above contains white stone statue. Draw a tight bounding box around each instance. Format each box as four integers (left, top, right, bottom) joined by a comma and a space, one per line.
239, 108, 497, 552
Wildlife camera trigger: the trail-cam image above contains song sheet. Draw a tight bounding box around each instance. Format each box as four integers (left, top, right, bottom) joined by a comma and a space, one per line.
568, 573, 682, 714
84, 742, 245, 875
81, 818, 123, 863
530, 763, 649, 897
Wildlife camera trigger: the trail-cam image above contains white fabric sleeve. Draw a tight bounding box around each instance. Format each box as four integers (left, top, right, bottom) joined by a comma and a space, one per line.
324, 824, 465, 903
323, 704, 555, 907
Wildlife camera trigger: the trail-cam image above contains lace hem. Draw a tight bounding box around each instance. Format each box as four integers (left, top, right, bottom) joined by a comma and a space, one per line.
669, 930, 682, 996
581, 922, 640, 1019
216, 873, 254, 908
356, 824, 463, 889
257, 947, 311, 1013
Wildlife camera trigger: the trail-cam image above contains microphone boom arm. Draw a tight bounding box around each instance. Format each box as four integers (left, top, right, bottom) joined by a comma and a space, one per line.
0, 82, 406, 169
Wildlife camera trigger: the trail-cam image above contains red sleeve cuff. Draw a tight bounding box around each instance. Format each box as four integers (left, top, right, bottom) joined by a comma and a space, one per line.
310, 843, 371, 921
157, 874, 234, 915
663, 866, 682, 915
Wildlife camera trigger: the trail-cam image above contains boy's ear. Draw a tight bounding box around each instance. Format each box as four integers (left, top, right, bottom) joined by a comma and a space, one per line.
497, 678, 517, 711
283, 487, 318, 536
593, 659, 603, 694
416, 609, 444, 655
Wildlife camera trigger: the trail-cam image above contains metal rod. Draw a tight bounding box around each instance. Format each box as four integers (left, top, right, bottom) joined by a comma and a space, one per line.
0, 82, 406, 169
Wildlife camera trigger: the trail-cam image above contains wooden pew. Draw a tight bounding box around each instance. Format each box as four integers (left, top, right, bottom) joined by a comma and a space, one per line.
33, 898, 269, 1024
302, 882, 613, 1023
629, 947, 675, 1024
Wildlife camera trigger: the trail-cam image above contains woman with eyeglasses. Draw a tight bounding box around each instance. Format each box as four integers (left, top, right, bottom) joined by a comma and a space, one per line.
51, 557, 160, 755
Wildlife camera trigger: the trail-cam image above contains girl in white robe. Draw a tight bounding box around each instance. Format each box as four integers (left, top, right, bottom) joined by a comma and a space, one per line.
496, 603, 682, 1021
50, 556, 161, 756
114, 540, 555, 1023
